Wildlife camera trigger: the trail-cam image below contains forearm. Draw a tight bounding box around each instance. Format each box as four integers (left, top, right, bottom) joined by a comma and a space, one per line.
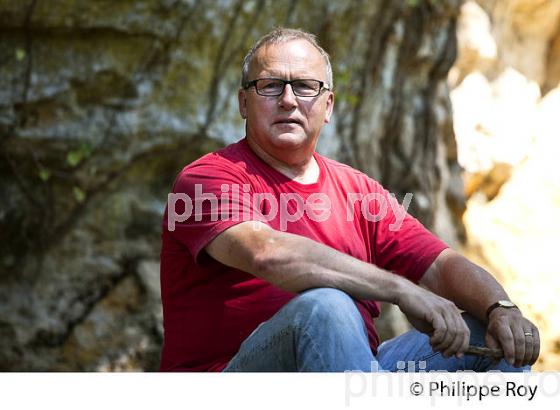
424, 249, 510, 322
253, 229, 411, 302
205, 221, 411, 303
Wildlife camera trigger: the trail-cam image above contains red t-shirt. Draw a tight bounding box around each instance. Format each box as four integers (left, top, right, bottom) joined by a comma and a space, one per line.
159, 138, 448, 371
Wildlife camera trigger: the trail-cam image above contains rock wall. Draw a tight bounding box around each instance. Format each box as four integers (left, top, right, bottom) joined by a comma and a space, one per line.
451, 0, 560, 370
0, 0, 463, 370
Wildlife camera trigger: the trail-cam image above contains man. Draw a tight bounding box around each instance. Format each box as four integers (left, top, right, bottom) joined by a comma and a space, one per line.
159, 28, 539, 372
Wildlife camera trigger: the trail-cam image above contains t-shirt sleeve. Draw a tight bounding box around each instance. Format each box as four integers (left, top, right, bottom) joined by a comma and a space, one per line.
164, 157, 268, 263
368, 180, 449, 283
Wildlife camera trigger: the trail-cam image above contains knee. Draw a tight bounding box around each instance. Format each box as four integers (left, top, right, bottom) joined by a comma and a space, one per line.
288, 288, 362, 325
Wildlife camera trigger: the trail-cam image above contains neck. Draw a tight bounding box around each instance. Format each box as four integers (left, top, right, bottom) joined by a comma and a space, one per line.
246, 137, 320, 184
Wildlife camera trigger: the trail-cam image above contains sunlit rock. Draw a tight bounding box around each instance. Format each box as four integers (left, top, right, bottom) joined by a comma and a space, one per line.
454, 0, 560, 370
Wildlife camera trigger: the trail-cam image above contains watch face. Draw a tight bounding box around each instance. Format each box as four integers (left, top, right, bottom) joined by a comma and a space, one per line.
499, 300, 516, 308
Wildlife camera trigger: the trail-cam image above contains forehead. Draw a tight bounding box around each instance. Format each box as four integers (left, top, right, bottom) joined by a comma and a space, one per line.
250, 39, 327, 80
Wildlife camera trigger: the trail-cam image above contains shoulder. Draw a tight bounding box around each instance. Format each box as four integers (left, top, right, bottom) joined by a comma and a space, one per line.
184, 139, 250, 173
318, 154, 384, 190
173, 140, 253, 191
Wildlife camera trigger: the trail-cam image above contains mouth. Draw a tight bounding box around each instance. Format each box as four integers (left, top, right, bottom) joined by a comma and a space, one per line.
273, 118, 303, 126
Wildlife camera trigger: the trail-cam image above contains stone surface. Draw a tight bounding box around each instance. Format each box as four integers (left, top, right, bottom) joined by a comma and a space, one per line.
0, 0, 464, 370
452, 0, 560, 370
475, 0, 560, 87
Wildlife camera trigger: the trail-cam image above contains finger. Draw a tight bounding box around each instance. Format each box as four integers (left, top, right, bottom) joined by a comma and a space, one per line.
457, 316, 471, 357
522, 328, 534, 367
443, 312, 469, 358
434, 310, 458, 356
511, 325, 526, 367
530, 327, 541, 366
496, 323, 516, 366
429, 314, 447, 348
443, 330, 465, 358
485, 331, 499, 350
431, 313, 453, 353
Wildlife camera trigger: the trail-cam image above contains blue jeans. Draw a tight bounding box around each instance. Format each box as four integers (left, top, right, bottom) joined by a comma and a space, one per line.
223, 288, 530, 372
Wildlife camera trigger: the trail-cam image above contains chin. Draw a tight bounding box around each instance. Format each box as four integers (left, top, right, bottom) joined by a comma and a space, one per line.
269, 133, 308, 148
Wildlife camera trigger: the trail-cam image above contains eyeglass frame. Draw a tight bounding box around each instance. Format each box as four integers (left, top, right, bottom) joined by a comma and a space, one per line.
243, 78, 331, 97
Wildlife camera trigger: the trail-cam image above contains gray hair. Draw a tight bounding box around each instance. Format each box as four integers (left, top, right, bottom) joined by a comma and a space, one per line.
241, 27, 333, 89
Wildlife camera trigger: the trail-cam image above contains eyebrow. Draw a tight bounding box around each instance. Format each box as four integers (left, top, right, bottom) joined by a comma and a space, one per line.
256, 72, 324, 80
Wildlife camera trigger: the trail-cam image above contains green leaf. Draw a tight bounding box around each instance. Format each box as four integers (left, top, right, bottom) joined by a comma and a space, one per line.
79, 141, 93, 157
15, 48, 26, 61
38, 168, 50, 182
66, 143, 93, 167
73, 186, 86, 203
66, 150, 83, 167
346, 94, 359, 108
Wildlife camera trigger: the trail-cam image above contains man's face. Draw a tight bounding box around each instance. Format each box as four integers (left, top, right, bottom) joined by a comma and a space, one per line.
238, 39, 334, 157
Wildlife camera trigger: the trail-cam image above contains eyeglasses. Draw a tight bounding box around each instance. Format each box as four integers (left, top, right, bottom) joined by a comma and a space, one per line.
244, 78, 330, 97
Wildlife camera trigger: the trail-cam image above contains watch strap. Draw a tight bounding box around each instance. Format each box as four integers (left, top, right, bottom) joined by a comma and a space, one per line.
486, 300, 518, 319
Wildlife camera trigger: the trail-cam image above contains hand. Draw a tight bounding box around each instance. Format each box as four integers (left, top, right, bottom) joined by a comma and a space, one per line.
485, 308, 540, 367
397, 284, 470, 358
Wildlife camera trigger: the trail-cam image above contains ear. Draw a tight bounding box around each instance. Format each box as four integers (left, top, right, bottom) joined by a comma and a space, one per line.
238, 88, 248, 119
323, 91, 334, 124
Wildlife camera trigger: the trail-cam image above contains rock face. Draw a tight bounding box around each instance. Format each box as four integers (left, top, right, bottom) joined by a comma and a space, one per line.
0, 0, 463, 370
452, 0, 560, 370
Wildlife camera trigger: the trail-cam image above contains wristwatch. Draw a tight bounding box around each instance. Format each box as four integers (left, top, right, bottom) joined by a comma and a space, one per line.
486, 300, 518, 319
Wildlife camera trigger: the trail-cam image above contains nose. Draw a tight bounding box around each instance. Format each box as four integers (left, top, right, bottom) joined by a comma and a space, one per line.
278, 83, 297, 110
